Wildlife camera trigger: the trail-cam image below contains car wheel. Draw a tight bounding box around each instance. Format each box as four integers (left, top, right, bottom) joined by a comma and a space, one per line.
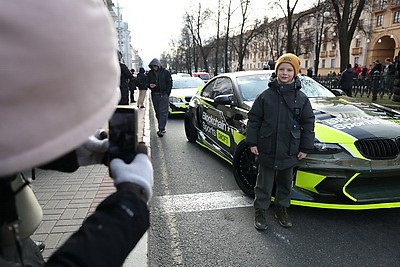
184, 112, 197, 142
233, 142, 257, 198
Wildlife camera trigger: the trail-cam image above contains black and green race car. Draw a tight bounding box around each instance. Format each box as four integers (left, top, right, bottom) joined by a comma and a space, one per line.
184, 70, 400, 210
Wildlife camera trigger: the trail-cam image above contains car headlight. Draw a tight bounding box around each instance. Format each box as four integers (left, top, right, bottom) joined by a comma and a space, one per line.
312, 142, 344, 154
169, 96, 183, 103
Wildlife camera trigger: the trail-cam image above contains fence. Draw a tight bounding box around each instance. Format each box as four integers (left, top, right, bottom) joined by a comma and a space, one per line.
312, 75, 395, 99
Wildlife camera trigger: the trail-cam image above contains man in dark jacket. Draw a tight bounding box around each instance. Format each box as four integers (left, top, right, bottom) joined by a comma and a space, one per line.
118, 51, 135, 105
370, 59, 383, 101
246, 53, 315, 230
339, 64, 356, 97
147, 58, 173, 137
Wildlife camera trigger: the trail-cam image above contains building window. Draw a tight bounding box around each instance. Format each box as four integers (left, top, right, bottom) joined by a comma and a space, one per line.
378, 0, 385, 9
356, 39, 362, 47
331, 59, 335, 68
354, 57, 359, 65
377, 15, 383, 26
394, 11, 400, 23
322, 59, 326, 68
305, 60, 309, 68
323, 43, 327, 51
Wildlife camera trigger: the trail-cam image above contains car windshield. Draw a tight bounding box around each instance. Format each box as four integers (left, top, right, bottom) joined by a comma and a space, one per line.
172, 78, 205, 89
298, 76, 336, 98
236, 74, 271, 101
237, 74, 335, 101
197, 75, 209, 80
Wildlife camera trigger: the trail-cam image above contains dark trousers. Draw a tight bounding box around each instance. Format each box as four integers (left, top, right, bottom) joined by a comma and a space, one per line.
151, 92, 169, 131
254, 165, 294, 210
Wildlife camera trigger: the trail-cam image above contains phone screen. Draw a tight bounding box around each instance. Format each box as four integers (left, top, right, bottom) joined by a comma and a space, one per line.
108, 106, 138, 163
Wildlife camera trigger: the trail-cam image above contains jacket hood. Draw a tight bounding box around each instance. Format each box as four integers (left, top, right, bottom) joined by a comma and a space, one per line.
0, 0, 120, 176
148, 58, 161, 68
139, 67, 145, 73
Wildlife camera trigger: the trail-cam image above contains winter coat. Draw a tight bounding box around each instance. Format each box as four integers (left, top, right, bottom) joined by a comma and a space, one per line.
339, 67, 356, 90
246, 78, 315, 170
136, 67, 149, 90
119, 62, 135, 105
147, 58, 172, 95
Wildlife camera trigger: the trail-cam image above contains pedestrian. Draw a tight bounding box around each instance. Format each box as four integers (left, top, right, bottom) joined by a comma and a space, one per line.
246, 53, 315, 230
136, 67, 149, 108
339, 63, 356, 97
370, 59, 383, 101
307, 67, 313, 77
0, 1, 153, 266
353, 63, 362, 77
118, 51, 135, 105
129, 68, 137, 103
147, 58, 173, 137
382, 57, 395, 96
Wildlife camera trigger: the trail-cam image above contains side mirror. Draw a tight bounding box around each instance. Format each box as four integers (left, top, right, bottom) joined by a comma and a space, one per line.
330, 89, 346, 96
214, 94, 234, 105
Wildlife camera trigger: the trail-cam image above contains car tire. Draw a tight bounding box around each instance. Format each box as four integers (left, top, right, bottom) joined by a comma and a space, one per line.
233, 142, 257, 198
184, 112, 197, 143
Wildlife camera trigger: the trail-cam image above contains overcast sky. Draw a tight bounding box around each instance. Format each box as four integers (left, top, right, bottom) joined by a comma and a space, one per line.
117, 0, 315, 67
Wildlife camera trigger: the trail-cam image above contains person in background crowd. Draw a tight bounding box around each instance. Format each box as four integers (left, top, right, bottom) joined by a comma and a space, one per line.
339, 63, 356, 97
147, 58, 173, 137
307, 67, 313, 77
246, 53, 315, 231
382, 57, 395, 96
118, 52, 135, 105
0, 1, 153, 266
129, 68, 137, 103
361, 65, 368, 78
370, 59, 383, 101
136, 67, 149, 108
353, 63, 362, 77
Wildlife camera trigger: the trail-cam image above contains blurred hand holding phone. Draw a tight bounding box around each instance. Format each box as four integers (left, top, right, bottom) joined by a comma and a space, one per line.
108, 106, 138, 164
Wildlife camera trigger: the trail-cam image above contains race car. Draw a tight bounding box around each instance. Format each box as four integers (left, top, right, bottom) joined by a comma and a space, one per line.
169, 76, 205, 115
184, 70, 400, 210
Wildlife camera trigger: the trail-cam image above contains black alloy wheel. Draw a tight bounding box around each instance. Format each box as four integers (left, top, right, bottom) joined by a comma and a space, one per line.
233, 142, 257, 198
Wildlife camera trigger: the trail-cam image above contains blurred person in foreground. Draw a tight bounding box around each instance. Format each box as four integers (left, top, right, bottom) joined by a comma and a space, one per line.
147, 58, 173, 137
246, 53, 315, 231
0, 1, 153, 266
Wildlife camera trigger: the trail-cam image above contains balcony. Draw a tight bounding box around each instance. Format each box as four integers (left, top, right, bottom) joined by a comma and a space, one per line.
320, 51, 327, 58
329, 50, 336, 57
351, 47, 363, 55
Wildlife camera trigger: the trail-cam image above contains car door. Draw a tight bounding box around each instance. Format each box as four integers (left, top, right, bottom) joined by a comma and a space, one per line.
198, 76, 235, 159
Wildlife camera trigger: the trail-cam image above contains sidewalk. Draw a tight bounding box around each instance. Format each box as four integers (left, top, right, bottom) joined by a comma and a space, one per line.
30, 90, 151, 266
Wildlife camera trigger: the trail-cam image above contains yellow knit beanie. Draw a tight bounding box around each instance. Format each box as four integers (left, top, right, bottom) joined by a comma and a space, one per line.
275, 53, 301, 77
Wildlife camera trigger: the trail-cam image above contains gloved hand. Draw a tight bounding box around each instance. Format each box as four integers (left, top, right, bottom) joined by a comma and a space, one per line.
110, 143, 154, 201
76, 129, 109, 166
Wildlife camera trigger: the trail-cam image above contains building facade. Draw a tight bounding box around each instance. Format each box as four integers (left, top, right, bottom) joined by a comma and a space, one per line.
242, 0, 400, 76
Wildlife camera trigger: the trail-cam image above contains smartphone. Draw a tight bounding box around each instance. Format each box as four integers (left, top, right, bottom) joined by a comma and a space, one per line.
108, 106, 138, 163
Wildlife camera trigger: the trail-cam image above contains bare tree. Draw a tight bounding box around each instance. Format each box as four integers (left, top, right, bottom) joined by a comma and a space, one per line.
273, 0, 314, 53
223, 0, 235, 73
213, 0, 223, 76
231, 0, 265, 71
184, 3, 213, 73
329, 0, 366, 71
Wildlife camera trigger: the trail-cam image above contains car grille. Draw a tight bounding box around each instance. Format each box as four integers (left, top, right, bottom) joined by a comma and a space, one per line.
355, 138, 399, 159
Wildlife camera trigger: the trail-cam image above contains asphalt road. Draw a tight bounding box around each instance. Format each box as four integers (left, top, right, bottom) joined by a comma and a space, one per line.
148, 112, 400, 267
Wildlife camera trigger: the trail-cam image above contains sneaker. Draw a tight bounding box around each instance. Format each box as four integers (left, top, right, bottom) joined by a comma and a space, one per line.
254, 209, 267, 231
157, 130, 164, 137
275, 205, 292, 228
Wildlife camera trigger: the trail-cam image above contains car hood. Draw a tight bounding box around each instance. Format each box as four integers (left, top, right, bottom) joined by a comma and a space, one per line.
312, 98, 400, 140
170, 87, 199, 97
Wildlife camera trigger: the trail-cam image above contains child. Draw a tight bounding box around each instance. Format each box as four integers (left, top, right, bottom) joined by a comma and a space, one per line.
246, 53, 315, 230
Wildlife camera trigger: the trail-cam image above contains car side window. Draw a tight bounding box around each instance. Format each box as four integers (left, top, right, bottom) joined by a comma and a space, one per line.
211, 78, 233, 99
201, 79, 216, 98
